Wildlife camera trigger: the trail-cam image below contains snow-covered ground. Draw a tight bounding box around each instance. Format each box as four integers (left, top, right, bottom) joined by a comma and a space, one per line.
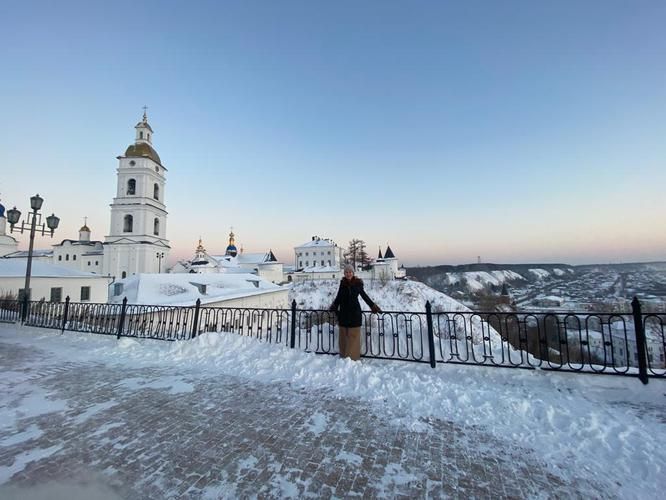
289, 279, 470, 313
290, 279, 510, 357
1, 323, 665, 498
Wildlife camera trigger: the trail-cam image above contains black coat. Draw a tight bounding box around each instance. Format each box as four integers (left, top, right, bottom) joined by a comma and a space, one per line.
330, 277, 377, 327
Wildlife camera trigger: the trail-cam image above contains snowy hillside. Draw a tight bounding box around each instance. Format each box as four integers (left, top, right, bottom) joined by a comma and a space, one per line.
289, 279, 517, 356
440, 270, 526, 292
410, 265, 576, 296
289, 279, 472, 313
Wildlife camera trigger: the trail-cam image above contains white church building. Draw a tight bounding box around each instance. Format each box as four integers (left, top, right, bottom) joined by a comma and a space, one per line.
102, 111, 170, 278
1, 112, 289, 307
169, 232, 285, 284
3, 111, 170, 281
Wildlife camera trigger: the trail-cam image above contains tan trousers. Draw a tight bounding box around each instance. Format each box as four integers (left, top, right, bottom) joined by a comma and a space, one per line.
339, 327, 361, 360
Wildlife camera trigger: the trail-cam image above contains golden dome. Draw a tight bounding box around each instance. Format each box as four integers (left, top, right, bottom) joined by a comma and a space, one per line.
124, 142, 161, 165
79, 225, 91, 232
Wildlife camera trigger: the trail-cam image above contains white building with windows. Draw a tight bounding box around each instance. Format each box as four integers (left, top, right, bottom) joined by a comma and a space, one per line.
51, 223, 105, 274
170, 234, 285, 284
102, 111, 170, 279
294, 236, 343, 270
289, 241, 405, 282
3, 111, 170, 285
0, 259, 111, 303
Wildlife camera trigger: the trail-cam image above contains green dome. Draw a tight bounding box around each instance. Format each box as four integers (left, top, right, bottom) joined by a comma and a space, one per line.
124, 142, 161, 165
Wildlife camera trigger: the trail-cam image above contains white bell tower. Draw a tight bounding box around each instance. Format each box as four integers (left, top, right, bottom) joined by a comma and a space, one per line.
103, 110, 170, 279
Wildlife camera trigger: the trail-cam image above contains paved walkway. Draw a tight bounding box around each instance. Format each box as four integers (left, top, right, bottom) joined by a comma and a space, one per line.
0, 336, 606, 499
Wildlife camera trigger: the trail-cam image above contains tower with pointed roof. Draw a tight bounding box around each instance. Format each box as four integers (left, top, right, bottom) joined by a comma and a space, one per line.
192, 238, 209, 266
103, 110, 170, 279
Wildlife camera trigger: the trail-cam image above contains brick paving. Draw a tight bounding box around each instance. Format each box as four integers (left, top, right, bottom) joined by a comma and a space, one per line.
0, 338, 608, 499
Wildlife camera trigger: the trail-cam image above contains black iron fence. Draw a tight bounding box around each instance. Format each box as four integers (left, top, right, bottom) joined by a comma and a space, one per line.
1, 297, 664, 384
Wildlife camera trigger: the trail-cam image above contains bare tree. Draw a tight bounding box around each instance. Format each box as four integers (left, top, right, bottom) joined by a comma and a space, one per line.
344, 238, 371, 269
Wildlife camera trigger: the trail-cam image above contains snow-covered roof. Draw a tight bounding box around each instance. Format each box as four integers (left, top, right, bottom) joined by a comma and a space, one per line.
209, 255, 240, 268
0, 259, 105, 278
53, 239, 104, 247
110, 273, 284, 306
3, 249, 54, 258
210, 252, 281, 267
238, 252, 280, 264
295, 238, 337, 249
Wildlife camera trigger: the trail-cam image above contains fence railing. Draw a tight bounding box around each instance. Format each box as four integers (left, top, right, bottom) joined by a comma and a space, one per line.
1, 297, 663, 384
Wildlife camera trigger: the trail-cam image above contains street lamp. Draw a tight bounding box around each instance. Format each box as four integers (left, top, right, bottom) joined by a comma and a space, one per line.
7, 194, 60, 321
156, 252, 165, 273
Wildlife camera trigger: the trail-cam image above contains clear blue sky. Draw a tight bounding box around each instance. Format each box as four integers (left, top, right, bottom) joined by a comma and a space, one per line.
1, 0, 664, 265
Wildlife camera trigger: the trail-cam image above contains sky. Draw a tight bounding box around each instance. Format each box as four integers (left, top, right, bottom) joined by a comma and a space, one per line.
1, 0, 665, 266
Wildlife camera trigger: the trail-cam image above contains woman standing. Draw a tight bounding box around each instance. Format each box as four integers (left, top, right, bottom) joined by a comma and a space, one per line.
329, 264, 382, 360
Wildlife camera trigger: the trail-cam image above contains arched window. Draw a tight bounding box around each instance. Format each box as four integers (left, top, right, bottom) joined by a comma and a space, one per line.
127, 179, 136, 195
153, 218, 160, 236
122, 271, 127, 279
140, 131, 144, 139
153, 183, 159, 200
123, 214, 133, 232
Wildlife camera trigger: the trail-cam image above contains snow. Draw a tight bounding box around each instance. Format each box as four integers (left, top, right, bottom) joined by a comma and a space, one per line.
0, 443, 64, 483
109, 272, 284, 306
2, 323, 665, 498
290, 279, 469, 313
436, 270, 525, 291
528, 268, 551, 279
295, 238, 337, 248
289, 279, 515, 358
0, 259, 100, 278
305, 413, 328, 435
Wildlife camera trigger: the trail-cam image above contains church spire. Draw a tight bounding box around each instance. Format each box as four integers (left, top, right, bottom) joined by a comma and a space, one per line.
134, 107, 154, 144
377, 246, 383, 259
225, 227, 238, 257
196, 237, 206, 254
79, 216, 91, 242
192, 237, 209, 265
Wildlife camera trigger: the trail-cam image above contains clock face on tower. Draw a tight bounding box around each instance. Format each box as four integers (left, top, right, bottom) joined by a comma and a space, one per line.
129, 160, 136, 166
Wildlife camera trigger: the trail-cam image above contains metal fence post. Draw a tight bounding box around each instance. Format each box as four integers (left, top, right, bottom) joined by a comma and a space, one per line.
191, 299, 201, 339
21, 294, 29, 324
290, 299, 297, 348
426, 301, 436, 368
116, 297, 128, 340
631, 297, 649, 385
61, 296, 70, 334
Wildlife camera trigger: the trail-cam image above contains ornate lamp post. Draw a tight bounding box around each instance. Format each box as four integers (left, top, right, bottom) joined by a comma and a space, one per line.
6, 194, 60, 321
